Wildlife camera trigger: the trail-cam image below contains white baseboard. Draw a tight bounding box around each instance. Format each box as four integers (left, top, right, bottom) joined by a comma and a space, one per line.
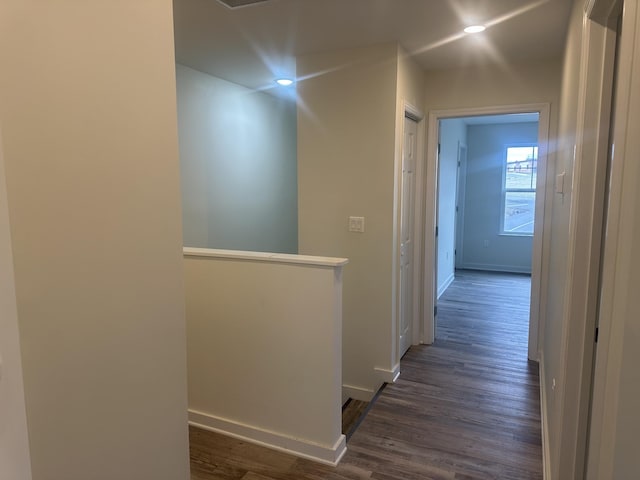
188, 409, 347, 466
458, 263, 532, 274
375, 364, 400, 383
437, 272, 455, 298
539, 352, 552, 480
342, 384, 376, 402
343, 367, 398, 403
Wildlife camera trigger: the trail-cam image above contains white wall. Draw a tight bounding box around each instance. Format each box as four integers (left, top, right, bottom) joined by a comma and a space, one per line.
176, 64, 298, 253
541, 1, 583, 477
396, 46, 427, 126
423, 64, 561, 266
184, 249, 346, 465
0, 2, 190, 479
395, 47, 427, 359
423, 60, 561, 351
297, 44, 399, 399
461, 122, 538, 273
422, 59, 562, 470
612, 306, 640, 478
0, 130, 32, 480
297, 44, 425, 397
438, 118, 465, 295
602, 2, 640, 475
567, 0, 640, 478
537, 0, 640, 477
424, 60, 562, 114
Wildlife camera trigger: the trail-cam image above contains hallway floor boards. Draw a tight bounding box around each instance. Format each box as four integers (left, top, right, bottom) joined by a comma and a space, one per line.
189, 270, 542, 479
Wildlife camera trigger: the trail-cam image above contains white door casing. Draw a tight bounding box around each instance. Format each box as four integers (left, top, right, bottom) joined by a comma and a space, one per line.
586, 0, 640, 477
399, 115, 418, 357
424, 103, 551, 360
455, 143, 467, 270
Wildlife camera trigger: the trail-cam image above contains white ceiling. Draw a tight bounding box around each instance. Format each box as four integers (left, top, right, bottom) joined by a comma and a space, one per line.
173, 0, 572, 92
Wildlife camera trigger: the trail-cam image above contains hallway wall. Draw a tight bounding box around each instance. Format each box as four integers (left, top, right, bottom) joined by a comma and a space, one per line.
298, 43, 425, 398
297, 44, 398, 399
438, 118, 465, 295
461, 122, 538, 273
542, 0, 585, 476
176, 64, 298, 253
0, 129, 32, 479
0, 1, 190, 479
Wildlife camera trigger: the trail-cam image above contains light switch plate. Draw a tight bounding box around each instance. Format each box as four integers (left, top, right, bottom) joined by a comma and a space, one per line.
348, 216, 365, 233
556, 172, 566, 194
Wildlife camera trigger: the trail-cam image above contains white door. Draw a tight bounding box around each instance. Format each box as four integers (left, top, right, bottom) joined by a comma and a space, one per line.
455, 143, 467, 270
399, 116, 418, 357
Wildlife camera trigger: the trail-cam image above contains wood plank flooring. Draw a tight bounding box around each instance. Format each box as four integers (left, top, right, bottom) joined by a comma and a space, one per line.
189, 270, 542, 479
342, 399, 371, 440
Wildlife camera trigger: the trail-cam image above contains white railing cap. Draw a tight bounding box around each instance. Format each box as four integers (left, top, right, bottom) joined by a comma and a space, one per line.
183, 247, 348, 267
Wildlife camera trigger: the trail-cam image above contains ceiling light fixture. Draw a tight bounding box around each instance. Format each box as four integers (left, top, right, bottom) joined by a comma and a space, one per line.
275, 78, 294, 86
464, 25, 486, 34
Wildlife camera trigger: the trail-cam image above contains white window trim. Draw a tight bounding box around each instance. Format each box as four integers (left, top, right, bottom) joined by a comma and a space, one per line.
501, 143, 538, 236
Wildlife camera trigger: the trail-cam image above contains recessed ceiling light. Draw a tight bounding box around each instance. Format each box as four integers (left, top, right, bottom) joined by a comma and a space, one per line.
464, 25, 486, 34
275, 78, 294, 86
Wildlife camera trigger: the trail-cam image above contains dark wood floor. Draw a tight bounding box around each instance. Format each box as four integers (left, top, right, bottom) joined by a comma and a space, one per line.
189, 270, 542, 479
342, 399, 370, 440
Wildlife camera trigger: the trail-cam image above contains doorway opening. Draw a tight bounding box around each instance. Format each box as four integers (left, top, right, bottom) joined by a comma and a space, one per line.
436, 114, 538, 354
422, 104, 551, 362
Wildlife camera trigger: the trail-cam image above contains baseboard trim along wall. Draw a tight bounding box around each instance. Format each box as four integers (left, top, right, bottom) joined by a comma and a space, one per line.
189, 410, 347, 466
458, 263, 532, 275
437, 272, 455, 299
375, 364, 400, 383
342, 384, 376, 402
539, 352, 552, 480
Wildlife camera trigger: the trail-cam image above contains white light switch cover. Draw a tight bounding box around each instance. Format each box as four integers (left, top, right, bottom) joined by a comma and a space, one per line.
348, 216, 365, 233
556, 172, 566, 194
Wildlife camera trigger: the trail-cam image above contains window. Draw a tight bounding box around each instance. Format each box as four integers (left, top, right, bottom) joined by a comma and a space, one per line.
502, 145, 537, 235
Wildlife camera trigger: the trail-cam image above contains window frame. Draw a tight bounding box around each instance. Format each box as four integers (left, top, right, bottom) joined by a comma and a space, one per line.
500, 143, 538, 236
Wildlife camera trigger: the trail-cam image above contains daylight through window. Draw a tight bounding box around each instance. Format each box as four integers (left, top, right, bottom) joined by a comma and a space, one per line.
502, 145, 537, 235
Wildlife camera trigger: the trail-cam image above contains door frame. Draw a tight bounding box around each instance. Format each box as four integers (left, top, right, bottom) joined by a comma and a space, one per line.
422, 103, 551, 362
583, 0, 637, 477
554, 0, 621, 476
393, 102, 425, 370
454, 142, 467, 271
398, 112, 420, 358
